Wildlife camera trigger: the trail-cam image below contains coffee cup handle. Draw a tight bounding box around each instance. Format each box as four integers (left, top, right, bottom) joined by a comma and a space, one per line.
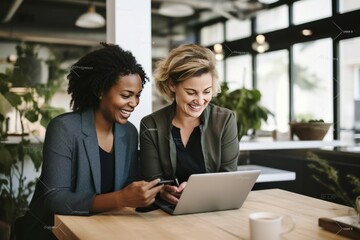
281, 215, 296, 235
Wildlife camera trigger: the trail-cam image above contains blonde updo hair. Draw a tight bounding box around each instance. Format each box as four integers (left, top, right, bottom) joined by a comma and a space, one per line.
154, 43, 220, 102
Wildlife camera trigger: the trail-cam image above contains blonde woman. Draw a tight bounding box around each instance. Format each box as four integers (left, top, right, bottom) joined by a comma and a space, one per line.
140, 44, 239, 205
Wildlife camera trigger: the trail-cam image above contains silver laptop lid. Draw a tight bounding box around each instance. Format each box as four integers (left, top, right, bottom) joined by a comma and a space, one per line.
172, 170, 260, 215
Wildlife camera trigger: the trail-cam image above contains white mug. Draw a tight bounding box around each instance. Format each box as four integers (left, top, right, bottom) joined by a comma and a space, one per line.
249, 212, 295, 240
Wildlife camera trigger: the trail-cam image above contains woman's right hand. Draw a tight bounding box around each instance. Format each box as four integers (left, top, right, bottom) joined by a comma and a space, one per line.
160, 181, 187, 205
117, 179, 163, 208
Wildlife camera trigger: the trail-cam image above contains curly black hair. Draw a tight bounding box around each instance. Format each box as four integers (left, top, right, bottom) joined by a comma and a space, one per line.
67, 43, 149, 111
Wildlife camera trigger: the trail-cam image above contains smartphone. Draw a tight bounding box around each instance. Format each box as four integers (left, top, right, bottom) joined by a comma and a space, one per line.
155, 179, 175, 186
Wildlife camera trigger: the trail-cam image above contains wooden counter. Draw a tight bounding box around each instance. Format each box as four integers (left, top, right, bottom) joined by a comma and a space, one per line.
53, 189, 354, 240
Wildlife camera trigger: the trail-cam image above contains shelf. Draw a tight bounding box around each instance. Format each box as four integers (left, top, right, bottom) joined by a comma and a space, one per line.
237, 164, 296, 183
239, 138, 343, 151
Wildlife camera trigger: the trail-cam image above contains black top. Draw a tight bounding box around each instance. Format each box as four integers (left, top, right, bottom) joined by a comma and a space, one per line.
172, 126, 205, 183
99, 147, 115, 193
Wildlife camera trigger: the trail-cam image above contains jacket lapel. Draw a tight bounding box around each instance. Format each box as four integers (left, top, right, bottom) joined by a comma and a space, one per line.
114, 123, 127, 190
166, 103, 177, 174
81, 109, 101, 194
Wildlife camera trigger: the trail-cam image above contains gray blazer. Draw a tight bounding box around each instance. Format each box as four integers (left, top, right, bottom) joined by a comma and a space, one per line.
27, 108, 139, 227
140, 102, 239, 181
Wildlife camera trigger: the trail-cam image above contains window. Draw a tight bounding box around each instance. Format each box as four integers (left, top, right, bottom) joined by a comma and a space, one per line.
256, 50, 289, 131
293, 38, 333, 139
339, 37, 360, 145
293, 0, 332, 25
226, 19, 251, 41
217, 59, 225, 83
200, 23, 224, 46
339, 0, 360, 13
0, 42, 17, 73
256, 5, 289, 33
225, 54, 252, 91
357, 68, 360, 99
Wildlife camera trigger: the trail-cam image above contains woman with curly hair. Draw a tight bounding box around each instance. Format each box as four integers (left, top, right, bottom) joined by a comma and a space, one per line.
13, 43, 163, 239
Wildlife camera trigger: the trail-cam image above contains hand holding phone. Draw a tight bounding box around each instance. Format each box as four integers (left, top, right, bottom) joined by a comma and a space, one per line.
155, 179, 175, 186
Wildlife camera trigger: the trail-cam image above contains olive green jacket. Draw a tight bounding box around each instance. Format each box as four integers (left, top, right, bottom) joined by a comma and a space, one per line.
139, 102, 239, 181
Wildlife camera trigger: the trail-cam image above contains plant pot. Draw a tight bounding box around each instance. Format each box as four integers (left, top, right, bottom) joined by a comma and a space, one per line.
12, 57, 49, 87
289, 122, 332, 140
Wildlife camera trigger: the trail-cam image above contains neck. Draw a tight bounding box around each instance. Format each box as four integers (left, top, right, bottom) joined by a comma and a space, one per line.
95, 110, 113, 135
172, 110, 200, 129
95, 110, 114, 153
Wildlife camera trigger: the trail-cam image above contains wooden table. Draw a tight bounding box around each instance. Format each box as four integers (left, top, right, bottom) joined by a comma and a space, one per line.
53, 189, 354, 240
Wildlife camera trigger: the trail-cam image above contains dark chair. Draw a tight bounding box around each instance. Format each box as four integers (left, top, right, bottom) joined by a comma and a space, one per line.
9, 213, 56, 240
0, 220, 10, 240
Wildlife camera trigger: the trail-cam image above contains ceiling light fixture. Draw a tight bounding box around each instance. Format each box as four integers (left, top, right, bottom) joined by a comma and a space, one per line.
158, 2, 194, 17
213, 43, 224, 60
75, 3, 105, 29
251, 34, 269, 53
302, 29, 313, 36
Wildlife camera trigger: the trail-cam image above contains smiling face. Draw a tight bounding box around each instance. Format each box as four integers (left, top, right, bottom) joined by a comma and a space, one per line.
170, 72, 213, 119
98, 74, 142, 125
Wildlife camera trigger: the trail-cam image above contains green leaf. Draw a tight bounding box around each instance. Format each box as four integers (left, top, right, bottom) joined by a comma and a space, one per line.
0, 178, 9, 187
25, 145, 43, 171
212, 83, 273, 140
24, 110, 39, 122
0, 147, 13, 175
4, 92, 22, 107
39, 106, 65, 127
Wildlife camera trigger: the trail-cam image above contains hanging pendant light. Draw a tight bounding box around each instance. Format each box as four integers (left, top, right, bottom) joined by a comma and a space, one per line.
158, 2, 194, 17
251, 34, 269, 53
75, 3, 105, 29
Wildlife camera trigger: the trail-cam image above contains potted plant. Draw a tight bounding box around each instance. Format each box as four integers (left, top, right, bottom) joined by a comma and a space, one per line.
0, 42, 66, 231
306, 152, 360, 222
0, 72, 44, 236
290, 119, 332, 141
212, 81, 273, 140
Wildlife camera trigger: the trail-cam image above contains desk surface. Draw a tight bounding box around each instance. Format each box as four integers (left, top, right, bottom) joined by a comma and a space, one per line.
53, 189, 353, 240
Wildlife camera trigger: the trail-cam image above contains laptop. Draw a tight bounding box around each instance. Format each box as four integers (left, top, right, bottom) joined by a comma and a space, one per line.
155, 170, 261, 215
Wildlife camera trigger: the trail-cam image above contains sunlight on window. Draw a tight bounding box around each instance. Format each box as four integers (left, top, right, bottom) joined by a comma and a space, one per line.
256, 5, 288, 33
293, 0, 331, 25
339, 37, 360, 145
200, 23, 224, 46
225, 55, 253, 91
293, 38, 333, 139
226, 19, 251, 41
339, 0, 360, 13
257, 50, 289, 131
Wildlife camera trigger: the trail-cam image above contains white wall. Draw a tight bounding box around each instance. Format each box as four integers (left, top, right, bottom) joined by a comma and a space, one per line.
106, 0, 152, 131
